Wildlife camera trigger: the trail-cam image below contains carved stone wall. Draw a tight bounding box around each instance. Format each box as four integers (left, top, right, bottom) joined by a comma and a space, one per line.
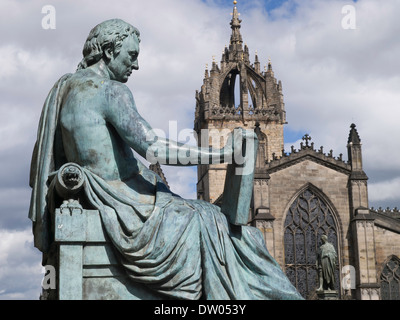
267, 160, 351, 270
375, 227, 400, 272
255, 219, 275, 257
374, 227, 400, 299
351, 217, 379, 300
194, 2, 400, 300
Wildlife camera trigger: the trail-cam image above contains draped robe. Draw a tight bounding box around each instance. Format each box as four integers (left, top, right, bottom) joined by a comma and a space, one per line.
29, 74, 303, 300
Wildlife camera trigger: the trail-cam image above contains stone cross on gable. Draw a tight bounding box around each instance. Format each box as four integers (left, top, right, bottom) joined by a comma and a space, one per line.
302, 133, 312, 147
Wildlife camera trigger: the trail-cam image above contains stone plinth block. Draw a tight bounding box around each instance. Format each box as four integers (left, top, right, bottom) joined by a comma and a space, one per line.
317, 290, 339, 300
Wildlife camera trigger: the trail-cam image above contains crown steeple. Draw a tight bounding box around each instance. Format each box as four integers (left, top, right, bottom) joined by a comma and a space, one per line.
229, 1, 243, 53
195, 0, 287, 204
195, 0, 286, 128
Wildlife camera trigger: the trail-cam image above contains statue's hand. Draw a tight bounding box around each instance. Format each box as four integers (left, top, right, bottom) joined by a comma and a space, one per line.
60, 199, 83, 215
232, 127, 258, 161
241, 128, 258, 141
220, 128, 258, 164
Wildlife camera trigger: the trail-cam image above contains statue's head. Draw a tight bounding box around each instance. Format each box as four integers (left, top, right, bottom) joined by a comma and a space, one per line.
321, 235, 328, 243
77, 19, 141, 82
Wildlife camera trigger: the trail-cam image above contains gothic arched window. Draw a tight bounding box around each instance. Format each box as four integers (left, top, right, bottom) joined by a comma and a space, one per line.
380, 256, 400, 300
284, 187, 340, 299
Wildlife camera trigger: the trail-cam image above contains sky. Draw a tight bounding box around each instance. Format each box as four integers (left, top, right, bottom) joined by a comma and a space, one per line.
0, 0, 399, 299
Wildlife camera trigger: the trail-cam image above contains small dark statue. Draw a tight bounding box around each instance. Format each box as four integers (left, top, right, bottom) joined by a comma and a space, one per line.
316, 235, 337, 291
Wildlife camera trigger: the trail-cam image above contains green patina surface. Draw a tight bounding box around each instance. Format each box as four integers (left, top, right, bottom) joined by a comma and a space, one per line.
29, 18, 302, 300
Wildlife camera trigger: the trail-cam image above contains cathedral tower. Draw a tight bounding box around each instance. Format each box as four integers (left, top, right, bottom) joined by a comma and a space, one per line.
192, 2, 400, 301
194, 1, 286, 203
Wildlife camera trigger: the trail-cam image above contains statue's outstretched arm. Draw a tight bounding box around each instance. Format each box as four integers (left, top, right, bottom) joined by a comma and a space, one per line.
105, 83, 235, 166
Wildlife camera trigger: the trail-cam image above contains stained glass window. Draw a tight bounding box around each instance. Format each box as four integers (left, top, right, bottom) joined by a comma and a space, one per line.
284, 188, 340, 299
380, 256, 400, 300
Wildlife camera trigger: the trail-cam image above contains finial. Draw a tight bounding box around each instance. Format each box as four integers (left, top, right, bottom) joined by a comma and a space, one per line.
268, 57, 272, 71
204, 64, 209, 78
212, 55, 216, 63
348, 123, 361, 144
302, 133, 312, 147
233, 0, 237, 5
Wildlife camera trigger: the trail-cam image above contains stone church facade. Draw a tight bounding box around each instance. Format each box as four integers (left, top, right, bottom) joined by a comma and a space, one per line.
192, 3, 400, 300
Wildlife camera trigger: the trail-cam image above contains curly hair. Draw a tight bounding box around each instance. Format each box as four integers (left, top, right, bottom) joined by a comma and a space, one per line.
77, 19, 140, 70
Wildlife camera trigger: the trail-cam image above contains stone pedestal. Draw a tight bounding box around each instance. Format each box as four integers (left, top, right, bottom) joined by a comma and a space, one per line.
53, 208, 163, 300
317, 290, 339, 300
42, 162, 164, 300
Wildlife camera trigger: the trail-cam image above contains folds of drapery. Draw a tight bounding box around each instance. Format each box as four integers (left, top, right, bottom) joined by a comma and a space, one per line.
29, 74, 72, 253
29, 73, 302, 300
51, 166, 303, 300
320, 243, 337, 285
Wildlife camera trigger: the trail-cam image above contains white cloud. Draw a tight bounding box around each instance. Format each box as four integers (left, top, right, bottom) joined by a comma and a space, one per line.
0, 0, 400, 299
162, 166, 198, 199
0, 45, 72, 86
0, 101, 38, 152
369, 177, 400, 203
241, 0, 400, 205
0, 45, 74, 158
0, 228, 42, 300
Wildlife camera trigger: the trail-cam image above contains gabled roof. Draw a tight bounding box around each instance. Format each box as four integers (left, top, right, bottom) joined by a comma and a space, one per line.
266, 137, 351, 175
354, 207, 400, 234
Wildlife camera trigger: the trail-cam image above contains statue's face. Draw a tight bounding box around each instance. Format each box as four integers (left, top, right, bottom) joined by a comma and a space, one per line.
107, 34, 140, 83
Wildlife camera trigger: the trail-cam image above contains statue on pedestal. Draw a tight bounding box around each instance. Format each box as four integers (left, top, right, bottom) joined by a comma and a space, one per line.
29, 18, 302, 300
316, 235, 337, 292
